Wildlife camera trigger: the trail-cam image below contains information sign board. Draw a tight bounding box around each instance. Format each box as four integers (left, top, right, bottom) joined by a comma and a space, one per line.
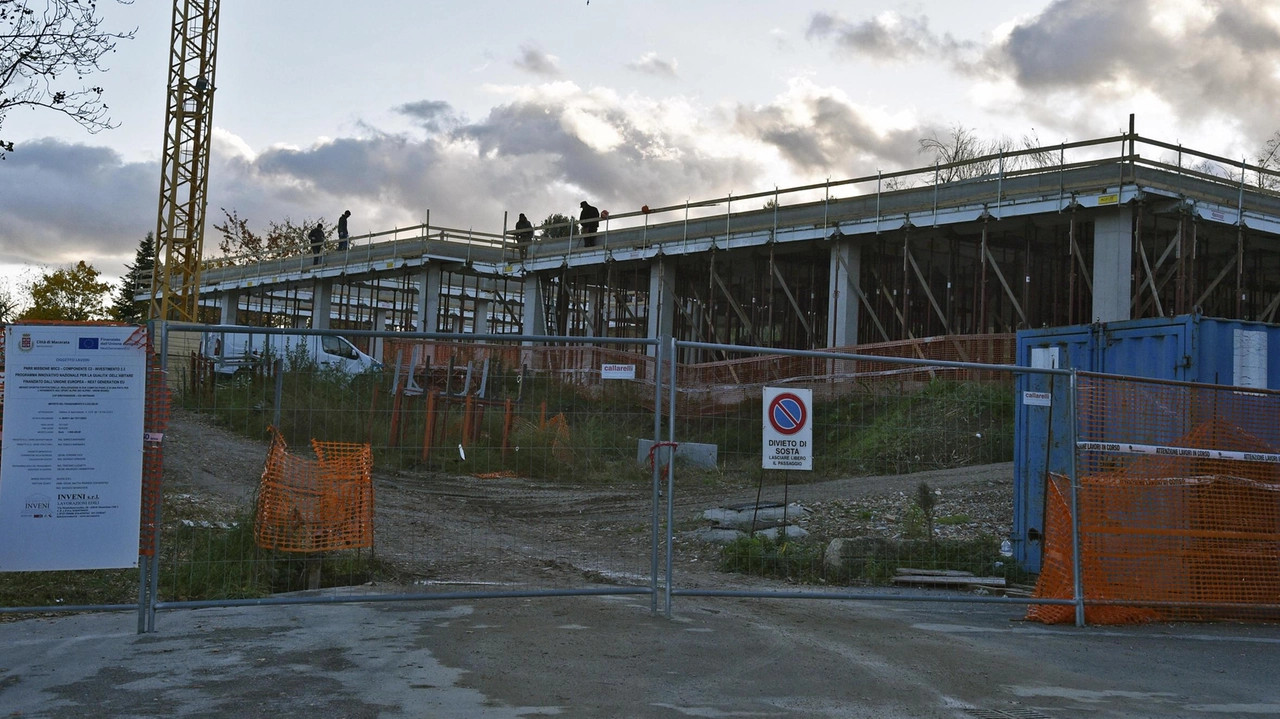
0, 325, 147, 571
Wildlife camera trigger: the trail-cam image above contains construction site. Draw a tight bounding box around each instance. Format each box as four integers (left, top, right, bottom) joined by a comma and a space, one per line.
174, 131, 1280, 368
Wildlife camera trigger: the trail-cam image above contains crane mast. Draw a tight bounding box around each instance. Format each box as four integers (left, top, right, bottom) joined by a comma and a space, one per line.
149, 0, 221, 322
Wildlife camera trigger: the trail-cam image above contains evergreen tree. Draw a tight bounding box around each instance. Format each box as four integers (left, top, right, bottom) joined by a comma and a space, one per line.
539, 213, 578, 239
111, 232, 155, 323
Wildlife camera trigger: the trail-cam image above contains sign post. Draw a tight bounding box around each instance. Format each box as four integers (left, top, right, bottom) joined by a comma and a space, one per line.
762, 387, 812, 471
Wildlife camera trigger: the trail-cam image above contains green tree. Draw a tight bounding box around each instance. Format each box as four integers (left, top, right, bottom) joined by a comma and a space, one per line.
110, 232, 155, 322
538, 213, 578, 240
0, 1, 136, 157
20, 261, 111, 321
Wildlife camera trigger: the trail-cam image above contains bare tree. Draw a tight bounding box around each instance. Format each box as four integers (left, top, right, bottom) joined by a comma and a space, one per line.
0, 0, 135, 156
213, 208, 331, 265
0, 278, 19, 321
919, 124, 1054, 183
1256, 132, 1280, 190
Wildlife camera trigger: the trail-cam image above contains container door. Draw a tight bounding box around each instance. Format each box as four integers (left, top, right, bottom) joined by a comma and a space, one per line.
1013, 326, 1093, 573
1098, 318, 1191, 381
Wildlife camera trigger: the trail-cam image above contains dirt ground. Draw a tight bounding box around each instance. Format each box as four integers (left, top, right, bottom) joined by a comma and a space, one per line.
161, 409, 1014, 589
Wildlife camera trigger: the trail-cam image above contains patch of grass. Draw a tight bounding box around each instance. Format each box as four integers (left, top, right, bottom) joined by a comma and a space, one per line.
937, 514, 971, 526
721, 534, 1034, 586
818, 379, 1014, 476
718, 534, 826, 583
0, 569, 138, 610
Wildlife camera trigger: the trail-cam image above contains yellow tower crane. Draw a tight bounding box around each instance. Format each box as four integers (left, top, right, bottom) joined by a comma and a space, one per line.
149, 0, 221, 322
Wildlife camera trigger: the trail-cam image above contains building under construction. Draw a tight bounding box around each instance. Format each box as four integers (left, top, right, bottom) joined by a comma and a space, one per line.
191, 133, 1280, 361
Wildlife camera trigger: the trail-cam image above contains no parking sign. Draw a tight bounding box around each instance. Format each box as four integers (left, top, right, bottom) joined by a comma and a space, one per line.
762, 387, 812, 470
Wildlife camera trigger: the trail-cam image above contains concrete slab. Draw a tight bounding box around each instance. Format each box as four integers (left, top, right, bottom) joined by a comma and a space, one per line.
637, 439, 718, 469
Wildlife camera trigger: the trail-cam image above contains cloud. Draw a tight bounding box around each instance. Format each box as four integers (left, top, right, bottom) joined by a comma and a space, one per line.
806, 11, 973, 62
628, 52, 678, 79
984, 0, 1280, 139
0, 80, 936, 282
513, 45, 562, 77
0, 139, 155, 275
396, 100, 462, 132
734, 81, 921, 173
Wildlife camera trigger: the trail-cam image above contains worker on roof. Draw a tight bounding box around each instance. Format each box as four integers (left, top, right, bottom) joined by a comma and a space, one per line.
309, 223, 325, 265
513, 213, 534, 259
579, 201, 600, 247
337, 210, 351, 251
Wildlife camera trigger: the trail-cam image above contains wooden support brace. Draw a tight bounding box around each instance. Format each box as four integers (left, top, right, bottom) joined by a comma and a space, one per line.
502, 398, 514, 459
1194, 256, 1236, 310
982, 243, 1028, 327
770, 263, 812, 341
906, 248, 970, 362
462, 394, 475, 448
422, 391, 438, 462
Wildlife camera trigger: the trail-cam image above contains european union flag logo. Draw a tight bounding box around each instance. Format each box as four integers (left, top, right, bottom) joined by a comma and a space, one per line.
78, 337, 99, 350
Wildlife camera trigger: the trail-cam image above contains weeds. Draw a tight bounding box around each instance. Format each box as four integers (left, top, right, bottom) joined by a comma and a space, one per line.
720, 534, 1032, 586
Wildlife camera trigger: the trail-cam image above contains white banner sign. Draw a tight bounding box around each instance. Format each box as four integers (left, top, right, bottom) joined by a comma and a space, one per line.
601, 363, 636, 380
0, 325, 147, 571
762, 387, 812, 471
1078, 441, 1280, 464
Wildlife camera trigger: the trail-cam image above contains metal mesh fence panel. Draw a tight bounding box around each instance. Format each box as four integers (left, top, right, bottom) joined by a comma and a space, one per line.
157, 326, 659, 608
667, 342, 1051, 606
1029, 373, 1280, 623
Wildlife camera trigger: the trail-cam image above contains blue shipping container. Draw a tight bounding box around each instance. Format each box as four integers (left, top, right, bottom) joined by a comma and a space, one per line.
1013, 313, 1280, 572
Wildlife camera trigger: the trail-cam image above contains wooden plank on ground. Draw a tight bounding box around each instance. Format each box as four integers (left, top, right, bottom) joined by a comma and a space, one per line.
891, 575, 1007, 588
894, 568, 975, 577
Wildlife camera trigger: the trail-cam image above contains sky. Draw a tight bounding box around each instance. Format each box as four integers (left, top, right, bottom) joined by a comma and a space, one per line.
3, 0, 1280, 292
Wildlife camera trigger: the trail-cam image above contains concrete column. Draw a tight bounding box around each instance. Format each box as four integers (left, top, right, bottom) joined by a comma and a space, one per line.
646, 258, 675, 356
311, 279, 332, 330
521, 272, 546, 338
1092, 207, 1133, 323
218, 290, 241, 325
474, 298, 491, 336
416, 263, 442, 332
372, 308, 388, 362
827, 238, 861, 349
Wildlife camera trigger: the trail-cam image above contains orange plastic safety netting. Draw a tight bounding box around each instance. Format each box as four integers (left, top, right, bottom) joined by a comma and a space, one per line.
255, 428, 374, 553
1029, 374, 1280, 624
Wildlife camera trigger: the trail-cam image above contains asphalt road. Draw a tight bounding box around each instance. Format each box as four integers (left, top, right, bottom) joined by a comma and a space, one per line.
3, 591, 1278, 718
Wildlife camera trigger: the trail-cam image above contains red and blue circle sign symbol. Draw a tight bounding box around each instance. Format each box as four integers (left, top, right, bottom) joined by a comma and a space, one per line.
768, 393, 807, 435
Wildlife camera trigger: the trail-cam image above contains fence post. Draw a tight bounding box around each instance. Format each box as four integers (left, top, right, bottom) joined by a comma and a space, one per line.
665, 335, 678, 618
650, 336, 663, 616
1068, 369, 1086, 627
146, 320, 170, 634
272, 358, 284, 429
137, 320, 156, 635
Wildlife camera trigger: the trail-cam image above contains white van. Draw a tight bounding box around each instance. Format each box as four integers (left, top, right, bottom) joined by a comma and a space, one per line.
201, 328, 381, 376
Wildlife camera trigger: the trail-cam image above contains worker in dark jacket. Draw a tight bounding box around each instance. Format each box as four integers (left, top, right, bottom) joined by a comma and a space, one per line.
513, 213, 534, 258
337, 210, 351, 251
579, 201, 600, 247
309, 223, 325, 265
